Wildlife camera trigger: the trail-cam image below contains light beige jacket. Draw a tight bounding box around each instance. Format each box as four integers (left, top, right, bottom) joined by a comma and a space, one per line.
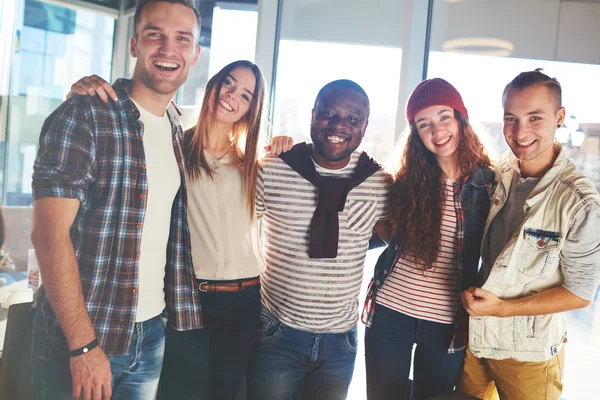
469, 144, 600, 361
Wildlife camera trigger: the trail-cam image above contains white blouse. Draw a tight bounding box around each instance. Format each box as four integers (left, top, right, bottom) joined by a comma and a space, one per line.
186, 151, 263, 280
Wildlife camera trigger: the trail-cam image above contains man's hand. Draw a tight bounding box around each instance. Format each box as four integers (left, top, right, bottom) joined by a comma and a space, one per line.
265, 136, 294, 155
67, 75, 117, 103
70, 346, 112, 400
461, 287, 506, 317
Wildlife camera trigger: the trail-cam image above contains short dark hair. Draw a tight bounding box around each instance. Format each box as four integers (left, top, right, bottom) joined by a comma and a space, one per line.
314, 79, 370, 109
503, 68, 562, 109
133, 0, 201, 36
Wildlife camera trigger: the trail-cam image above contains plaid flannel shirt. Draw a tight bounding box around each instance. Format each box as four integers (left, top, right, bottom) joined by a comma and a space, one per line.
362, 168, 494, 354
447, 178, 468, 353
32, 79, 202, 356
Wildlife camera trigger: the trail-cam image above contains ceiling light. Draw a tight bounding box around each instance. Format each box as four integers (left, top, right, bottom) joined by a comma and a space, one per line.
442, 37, 514, 57
565, 115, 579, 132
555, 127, 570, 144
571, 130, 586, 147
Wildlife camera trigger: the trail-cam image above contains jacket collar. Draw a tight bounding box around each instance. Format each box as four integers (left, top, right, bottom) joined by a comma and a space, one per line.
498, 142, 568, 208
465, 165, 495, 188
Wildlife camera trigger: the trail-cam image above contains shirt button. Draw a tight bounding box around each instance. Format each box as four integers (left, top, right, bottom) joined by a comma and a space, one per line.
135, 257, 139, 262
537, 239, 545, 247
140, 194, 146, 199
384, 269, 388, 275
394, 245, 399, 250
132, 288, 137, 294
136, 224, 141, 229
494, 198, 500, 205
141, 163, 146, 169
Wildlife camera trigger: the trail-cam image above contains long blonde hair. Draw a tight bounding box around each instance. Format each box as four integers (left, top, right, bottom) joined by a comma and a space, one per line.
184, 60, 266, 219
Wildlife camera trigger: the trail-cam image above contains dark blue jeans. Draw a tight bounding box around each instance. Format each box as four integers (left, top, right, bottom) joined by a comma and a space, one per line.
247, 307, 358, 400
160, 283, 261, 400
365, 304, 465, 400
31, 308, 166, 400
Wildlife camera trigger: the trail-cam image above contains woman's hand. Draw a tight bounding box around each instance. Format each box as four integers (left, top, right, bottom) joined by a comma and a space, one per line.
67, 75, 118, 103
265, 136, 294, 155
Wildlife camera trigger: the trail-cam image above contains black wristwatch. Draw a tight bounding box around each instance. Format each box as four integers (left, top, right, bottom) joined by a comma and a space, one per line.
69, 338, 99, 357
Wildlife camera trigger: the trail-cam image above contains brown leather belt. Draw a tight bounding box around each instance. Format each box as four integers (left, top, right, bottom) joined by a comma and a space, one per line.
198, 277, 260, 293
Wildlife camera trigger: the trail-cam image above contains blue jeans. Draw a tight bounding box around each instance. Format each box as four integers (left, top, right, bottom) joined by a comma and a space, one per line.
160, 283, 261, 400
365, 304, 465, 400
247, 307, 357, 400
31, 308, 166, 400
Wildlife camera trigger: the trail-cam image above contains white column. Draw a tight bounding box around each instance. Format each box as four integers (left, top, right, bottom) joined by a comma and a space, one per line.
254, 0, 281, 129
394, 0, 431, 137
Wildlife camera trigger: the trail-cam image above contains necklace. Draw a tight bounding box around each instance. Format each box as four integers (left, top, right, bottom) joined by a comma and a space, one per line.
206, 144, 232, 160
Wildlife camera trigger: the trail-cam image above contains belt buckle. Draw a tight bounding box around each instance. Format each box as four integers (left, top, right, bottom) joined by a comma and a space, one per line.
199, 281, 209, 292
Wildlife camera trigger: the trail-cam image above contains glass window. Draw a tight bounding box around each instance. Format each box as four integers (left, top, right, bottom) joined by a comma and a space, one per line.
270, 1, 411, 397
2, 0, 115, 206
271, 0, 409, 164
428, 1, 600, 398
174, 1, 259, 128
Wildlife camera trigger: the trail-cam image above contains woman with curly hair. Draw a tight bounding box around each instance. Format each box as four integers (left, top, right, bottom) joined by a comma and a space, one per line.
362, 78, 495, 400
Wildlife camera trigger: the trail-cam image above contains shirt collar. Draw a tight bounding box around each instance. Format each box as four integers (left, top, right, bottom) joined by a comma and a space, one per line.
498, 143, 569, 208
112, 78, 182, 126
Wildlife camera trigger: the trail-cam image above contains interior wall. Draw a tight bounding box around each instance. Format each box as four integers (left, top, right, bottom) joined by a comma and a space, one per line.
429, 0, 600, 65
279, 0, 409, 48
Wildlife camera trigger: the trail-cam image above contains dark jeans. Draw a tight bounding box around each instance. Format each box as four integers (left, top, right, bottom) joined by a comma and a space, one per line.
365, 304, 465, 400
160, 282, 261, 400
31, 308, 167, 400
247, 307, 358, 400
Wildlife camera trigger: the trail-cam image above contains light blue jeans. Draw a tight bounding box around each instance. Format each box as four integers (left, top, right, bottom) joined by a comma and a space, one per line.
31, 309, 166, 400
247, 307, 358, 400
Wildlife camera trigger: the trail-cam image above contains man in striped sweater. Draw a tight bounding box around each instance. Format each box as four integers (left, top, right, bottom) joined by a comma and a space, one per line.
247, 80, 389, 400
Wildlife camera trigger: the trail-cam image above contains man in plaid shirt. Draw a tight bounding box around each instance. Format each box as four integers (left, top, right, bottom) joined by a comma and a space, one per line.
30, 1, 201, 399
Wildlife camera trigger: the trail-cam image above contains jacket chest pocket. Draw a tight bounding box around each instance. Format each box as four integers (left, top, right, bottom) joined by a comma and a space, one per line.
517, 228, 561, 277
344, 200, 378, 234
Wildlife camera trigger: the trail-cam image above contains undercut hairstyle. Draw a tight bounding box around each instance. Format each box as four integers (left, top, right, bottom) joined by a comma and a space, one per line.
314, 79, 370, 111
503, 68, 562, 110
133, 0, 201, 37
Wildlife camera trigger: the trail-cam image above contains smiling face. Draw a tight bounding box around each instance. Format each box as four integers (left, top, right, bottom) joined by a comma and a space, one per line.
414, 105, 461, 163
310, 88, 369, 169
211, 67, 256, 126
130, 2, 200, 98
503, 84, 565, 174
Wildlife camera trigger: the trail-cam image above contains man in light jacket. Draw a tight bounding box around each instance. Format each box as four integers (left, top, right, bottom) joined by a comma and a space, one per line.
459, 69, 600, 400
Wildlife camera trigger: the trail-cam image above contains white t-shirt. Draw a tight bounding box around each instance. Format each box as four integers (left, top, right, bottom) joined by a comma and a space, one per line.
132, 99, 181, 322
186, 151, 264, 280
257, 151, 389, 333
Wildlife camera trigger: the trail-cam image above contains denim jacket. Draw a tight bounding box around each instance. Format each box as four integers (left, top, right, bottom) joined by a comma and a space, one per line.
470, 146, 600, 361
362, 166, 495, 353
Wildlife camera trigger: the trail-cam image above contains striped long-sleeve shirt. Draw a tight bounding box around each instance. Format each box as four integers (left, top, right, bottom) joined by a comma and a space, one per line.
257, 152, 389, 333
376, 179, 460, 324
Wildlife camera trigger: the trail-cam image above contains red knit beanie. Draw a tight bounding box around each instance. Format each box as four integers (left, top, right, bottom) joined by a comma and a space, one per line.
406, 78, 469, 123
